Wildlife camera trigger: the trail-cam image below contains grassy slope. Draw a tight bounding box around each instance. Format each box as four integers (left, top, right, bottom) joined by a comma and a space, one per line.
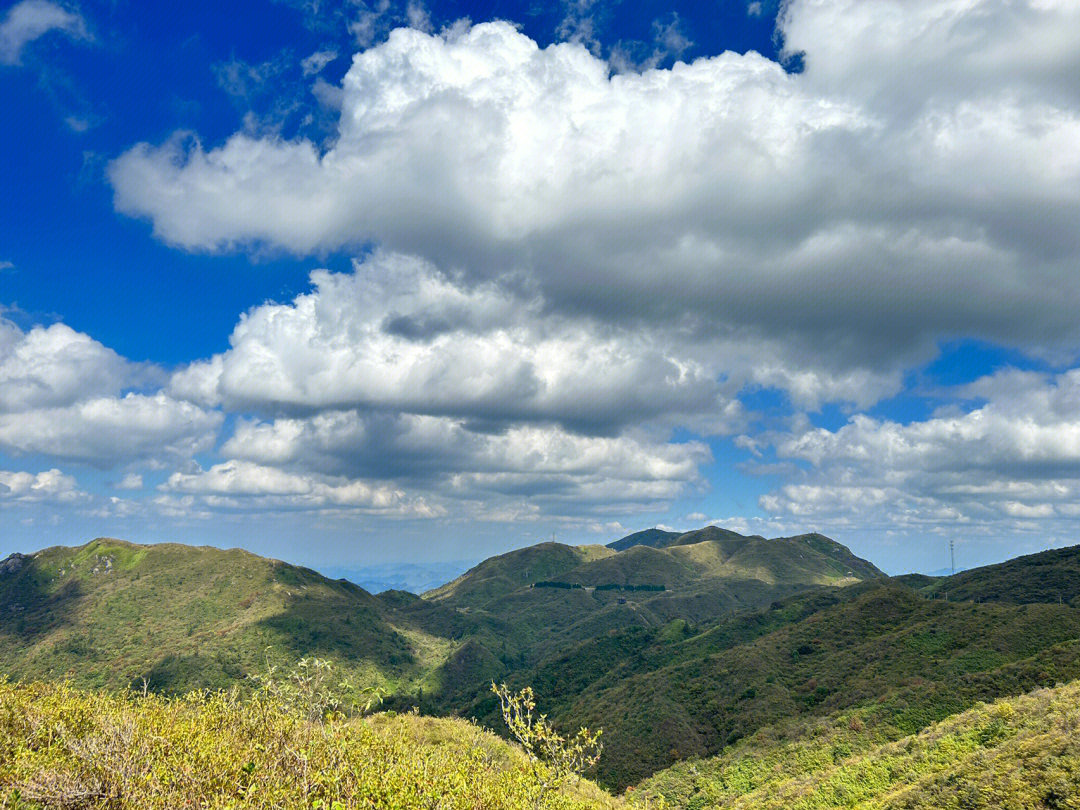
424, 542, 616, 608
637, 678, 1080, 810
0, 538, 467, 695
0, 679, 623, 810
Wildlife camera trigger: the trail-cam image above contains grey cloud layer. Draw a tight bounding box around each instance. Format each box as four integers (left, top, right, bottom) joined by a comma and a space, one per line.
159, 414, 707, 519
169, 252, 736, 430
162, 460, 443, 517
220, 410, 709, 505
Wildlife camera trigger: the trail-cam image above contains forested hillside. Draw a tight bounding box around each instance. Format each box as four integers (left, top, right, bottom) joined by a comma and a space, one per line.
486, 581, 1080, 787
638, 678, 1080, 809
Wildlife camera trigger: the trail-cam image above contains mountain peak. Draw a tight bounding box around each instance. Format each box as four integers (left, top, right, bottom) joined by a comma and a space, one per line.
606, 528, 682, 551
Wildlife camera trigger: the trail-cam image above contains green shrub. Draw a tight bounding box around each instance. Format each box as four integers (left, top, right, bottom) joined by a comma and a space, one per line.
492, 683, 604, 808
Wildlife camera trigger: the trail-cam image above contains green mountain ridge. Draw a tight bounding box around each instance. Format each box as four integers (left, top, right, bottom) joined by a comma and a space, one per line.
605, 528, 682, 551
4, 530, 1080, 808
424, 541, 616, 607
919, 544, 1080, 606
413, 528, 886, 712
0, 527, 886, 718
606, 526, 884, 582
0, 537, 467, 696
507, 543, 1080, 791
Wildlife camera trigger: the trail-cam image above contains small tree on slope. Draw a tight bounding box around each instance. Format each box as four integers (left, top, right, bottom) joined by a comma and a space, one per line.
491, 682, 603, 807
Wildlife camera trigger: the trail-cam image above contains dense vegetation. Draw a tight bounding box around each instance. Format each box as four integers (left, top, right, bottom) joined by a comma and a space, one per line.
418, 528, 885, 705
521, 584, 1080, 787
919, 545, 1080, 606
636, 678, 1080, 809
0, 678, 623, 809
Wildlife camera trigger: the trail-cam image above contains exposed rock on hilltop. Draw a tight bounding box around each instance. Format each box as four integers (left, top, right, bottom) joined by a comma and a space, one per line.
0, 553, 27, 576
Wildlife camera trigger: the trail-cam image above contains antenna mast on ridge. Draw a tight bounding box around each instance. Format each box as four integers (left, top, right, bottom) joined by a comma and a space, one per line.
949, 538, 955, 576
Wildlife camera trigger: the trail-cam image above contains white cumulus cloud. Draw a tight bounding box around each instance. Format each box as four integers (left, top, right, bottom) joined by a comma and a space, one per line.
0, 467, 84, 503
758, 368, 1080, 535
0, 0, 88, 65
0, 316, 221, 468
109, 4, 1080, 378
0, 318, 135, 411
168, 251, 733, 431
0, 392, 222, 465
163, 459, 443, 516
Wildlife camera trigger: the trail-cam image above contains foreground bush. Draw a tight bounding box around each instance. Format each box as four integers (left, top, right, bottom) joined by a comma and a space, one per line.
0, 679, 623, 809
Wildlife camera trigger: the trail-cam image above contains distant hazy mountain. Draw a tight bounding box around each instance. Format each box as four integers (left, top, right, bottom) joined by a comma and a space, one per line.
323, 560, 474, 595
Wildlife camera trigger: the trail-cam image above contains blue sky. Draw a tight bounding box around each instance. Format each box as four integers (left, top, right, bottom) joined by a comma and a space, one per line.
2, 0, 1079, 575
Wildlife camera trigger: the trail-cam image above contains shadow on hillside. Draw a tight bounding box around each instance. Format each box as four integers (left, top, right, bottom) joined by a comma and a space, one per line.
254, 586, 421, 673
138, 652, 246, 694
0, 558, 84, 640
134, 585, 451, 695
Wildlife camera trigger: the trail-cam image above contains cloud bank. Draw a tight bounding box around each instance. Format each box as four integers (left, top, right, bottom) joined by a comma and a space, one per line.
758, 369, 1080, 540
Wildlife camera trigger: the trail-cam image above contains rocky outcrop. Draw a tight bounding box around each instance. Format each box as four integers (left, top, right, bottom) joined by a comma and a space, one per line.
0, 553, 26, 576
